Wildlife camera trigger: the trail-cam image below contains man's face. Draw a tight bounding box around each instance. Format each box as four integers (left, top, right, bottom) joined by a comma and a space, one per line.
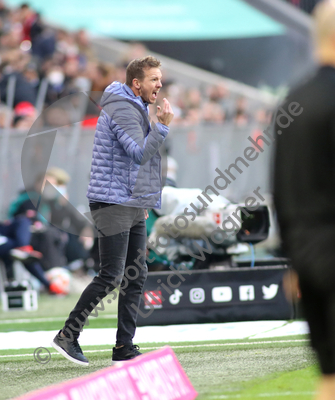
137, 67, 162, 104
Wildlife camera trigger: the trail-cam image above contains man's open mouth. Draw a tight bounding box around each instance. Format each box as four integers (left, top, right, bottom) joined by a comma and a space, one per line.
152, 91, 159, 99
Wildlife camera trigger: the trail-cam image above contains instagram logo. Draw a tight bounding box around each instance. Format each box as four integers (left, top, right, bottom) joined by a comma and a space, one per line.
189, 288, 205, 304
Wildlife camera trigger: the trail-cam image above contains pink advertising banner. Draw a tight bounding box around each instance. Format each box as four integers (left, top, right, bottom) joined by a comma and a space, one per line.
15, 346, 198, 400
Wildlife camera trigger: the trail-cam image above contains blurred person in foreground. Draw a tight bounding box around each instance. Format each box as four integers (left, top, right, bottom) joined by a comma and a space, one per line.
52, 56, 173, 366
274, 2, 335, 399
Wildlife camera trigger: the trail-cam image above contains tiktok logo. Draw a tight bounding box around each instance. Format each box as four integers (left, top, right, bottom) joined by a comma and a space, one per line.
169, 289, 183, 305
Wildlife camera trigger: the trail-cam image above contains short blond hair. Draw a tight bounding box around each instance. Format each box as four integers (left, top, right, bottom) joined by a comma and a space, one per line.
313, 0, 335, 45
46, 167, 70, 185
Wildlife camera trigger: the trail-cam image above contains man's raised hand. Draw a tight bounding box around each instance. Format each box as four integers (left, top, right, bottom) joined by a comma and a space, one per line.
156, 98, 174, 127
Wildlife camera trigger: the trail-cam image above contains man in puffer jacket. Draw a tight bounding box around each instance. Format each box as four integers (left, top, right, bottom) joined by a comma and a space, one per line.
52, 56, 174, 365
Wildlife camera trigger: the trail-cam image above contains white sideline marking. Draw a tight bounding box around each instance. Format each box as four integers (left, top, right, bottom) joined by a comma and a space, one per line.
208, 393, 315, 398
0, 315, 117, 324
0, 339, 309, 359
0, 321, 309, 350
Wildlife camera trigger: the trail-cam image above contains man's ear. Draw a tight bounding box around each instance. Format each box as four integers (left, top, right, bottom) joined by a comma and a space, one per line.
133, 78, 141, 89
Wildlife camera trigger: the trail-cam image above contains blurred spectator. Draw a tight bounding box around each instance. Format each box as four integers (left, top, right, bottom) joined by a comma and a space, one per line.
185, 88, 201, 109
22, 61, 40, 93
208, 83, 235, 118
160, 83, 184, 124
31, 23, 56, 60
44, 65, 66, 105
88, 61, 114, 91
0, 0, 10, 20
0, 63, 37, 106
44, 106, 71, 127
85, 61, 114, 116
56, 29, 78, 58
12, 100, 37, 129
255, 107, 270, 125
202, 101, 225, 124
184, 107, 201, 126
75, 29, 94, 67
0, 103, 11, 127
233, 96, 251, 127
19, 3, 38, 41
0, 215, 52, 290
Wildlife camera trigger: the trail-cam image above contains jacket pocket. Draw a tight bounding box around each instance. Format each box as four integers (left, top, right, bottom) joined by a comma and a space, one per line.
129, 161, 138, 195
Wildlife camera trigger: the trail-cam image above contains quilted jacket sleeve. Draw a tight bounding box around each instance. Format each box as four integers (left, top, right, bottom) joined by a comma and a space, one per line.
103, 101, 169, 165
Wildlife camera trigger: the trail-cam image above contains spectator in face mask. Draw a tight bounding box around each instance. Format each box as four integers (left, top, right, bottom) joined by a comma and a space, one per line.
43, 167, 88, 233
45, 167, 70, 202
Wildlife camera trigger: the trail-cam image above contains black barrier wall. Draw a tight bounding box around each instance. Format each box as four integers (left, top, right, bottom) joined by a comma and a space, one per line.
137, 265, 293, 326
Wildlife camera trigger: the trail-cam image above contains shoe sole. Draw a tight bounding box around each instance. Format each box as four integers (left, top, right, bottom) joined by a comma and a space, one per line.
111, 356, 141, 366
111, 360, 123, 366
10, 249, 42, 261
112, 359, 135, 366
51, 340, 89, 366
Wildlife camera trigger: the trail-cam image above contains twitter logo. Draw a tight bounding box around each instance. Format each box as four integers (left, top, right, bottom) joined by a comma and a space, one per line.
262, 284, 279, 300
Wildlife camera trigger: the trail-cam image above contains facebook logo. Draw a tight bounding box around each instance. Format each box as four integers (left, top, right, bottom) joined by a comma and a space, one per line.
239, 285, 255, 301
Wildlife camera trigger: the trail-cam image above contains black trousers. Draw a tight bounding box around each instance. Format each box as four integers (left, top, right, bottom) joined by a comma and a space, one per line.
288, 226, 335, 374
298, 274, 335, 375
63, 203, 147, 346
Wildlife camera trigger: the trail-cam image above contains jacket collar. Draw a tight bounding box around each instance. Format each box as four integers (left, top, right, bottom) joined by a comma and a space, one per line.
124, 84, 149, 112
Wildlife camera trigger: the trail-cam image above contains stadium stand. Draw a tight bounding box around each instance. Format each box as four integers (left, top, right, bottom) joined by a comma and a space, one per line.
0, 1, 275, 131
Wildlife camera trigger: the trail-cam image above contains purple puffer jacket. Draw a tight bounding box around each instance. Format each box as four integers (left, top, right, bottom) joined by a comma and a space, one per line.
86, 82, 169, 209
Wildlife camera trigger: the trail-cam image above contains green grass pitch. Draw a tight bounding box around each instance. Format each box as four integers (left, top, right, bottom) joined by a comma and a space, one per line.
0, 294, 319, 400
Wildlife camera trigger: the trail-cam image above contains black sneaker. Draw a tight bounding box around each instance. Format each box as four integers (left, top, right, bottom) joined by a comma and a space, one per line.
51, 330, 89, 366
112, 344, 142, 365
